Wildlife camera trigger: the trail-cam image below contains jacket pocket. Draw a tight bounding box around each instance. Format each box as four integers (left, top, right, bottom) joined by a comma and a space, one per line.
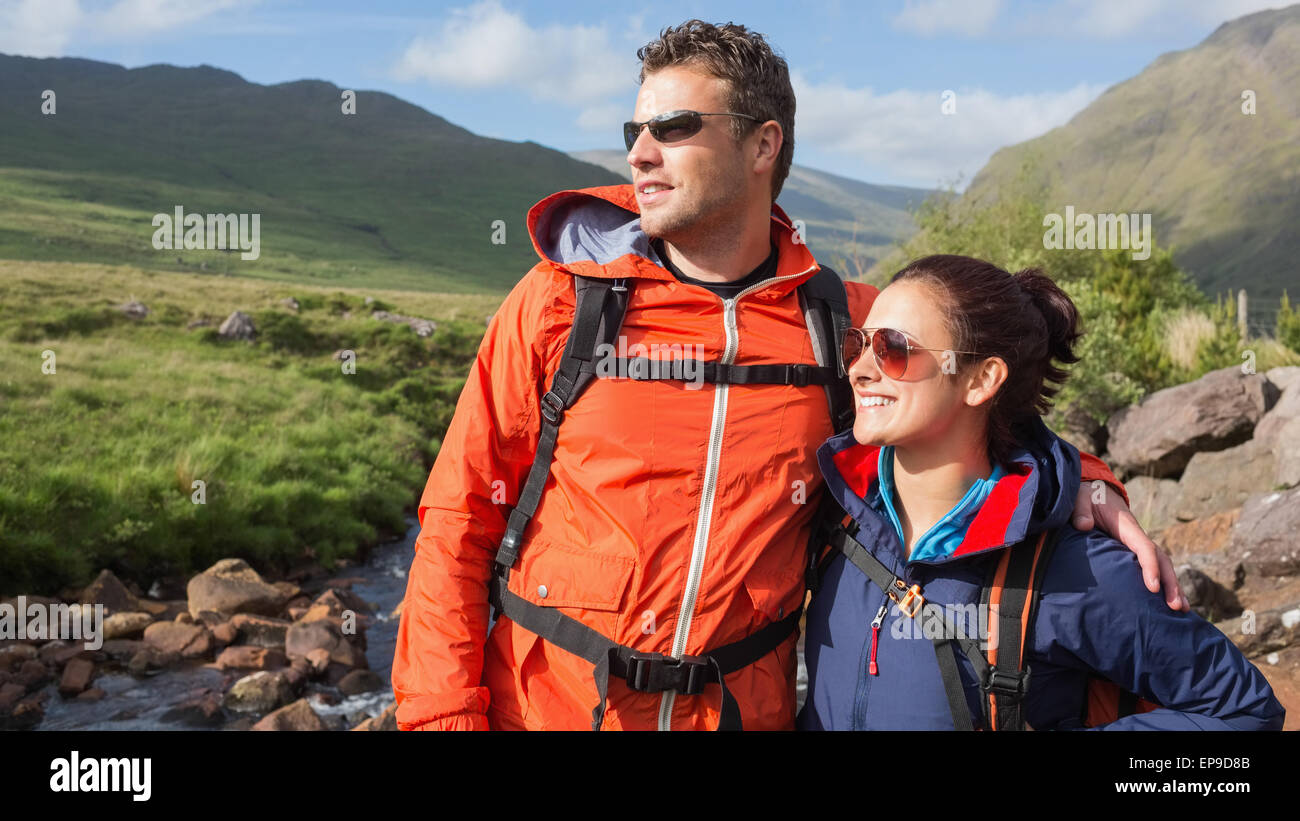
507, 539, 635, 612
742, 566, 806, 624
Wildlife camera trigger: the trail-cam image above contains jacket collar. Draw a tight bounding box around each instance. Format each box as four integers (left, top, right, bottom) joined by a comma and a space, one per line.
817, 417, 1080, 564
526, 184, 820, 297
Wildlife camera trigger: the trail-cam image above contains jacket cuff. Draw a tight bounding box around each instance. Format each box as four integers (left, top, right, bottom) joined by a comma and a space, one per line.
395, 687, 491, 731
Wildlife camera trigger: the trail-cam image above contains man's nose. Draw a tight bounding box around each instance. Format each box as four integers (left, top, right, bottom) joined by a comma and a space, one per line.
627, 126, 662, 170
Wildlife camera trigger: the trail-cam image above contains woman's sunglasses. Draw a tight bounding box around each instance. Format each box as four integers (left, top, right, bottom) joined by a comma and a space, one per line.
841, 327, 983, 379
623, 109, 763, 151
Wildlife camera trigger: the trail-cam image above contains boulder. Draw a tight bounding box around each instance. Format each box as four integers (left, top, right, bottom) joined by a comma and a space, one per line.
1174, 440, 1277, 521
351, 702, 398, 731
1272, 416, 1300, 489
160, 690, 225, 727
1217, 600, 1300, 657
1126, 476, 1183, 533
58, 657, 96, 697
1254, 378, 1300, 446
229, 613, 290, 648
1228, 488, 1300, 578
214, 645, 287, 671
102, 612, 153, 640
223, 670, 293, 714
218, 310, 256, 340
76, 688, 105, 702
187, 558, 286, 617
0, 682, 26, 711
1176, 564, 1242, 621
371, 310, 436, 338
118, 300, 149, 319
100, 639, 146, 662
337, 669, 384, 695
211, 621, 238, 646
80, 569, 142, 614
285, 619, 366, 668
1159, 509, 1241, 559
251, 698, 326, 731
127, 647, 181, 676
1106, 367, 1279, 478
142, 621, 212, 659
1265, 366, 1300, 395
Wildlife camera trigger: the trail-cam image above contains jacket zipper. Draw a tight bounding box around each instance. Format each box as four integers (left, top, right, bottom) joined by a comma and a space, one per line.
657, 267, 815, 730
868, 602, 887, 675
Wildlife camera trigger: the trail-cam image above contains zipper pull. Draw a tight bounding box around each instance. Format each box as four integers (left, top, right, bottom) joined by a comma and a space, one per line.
869, 602, 887, 676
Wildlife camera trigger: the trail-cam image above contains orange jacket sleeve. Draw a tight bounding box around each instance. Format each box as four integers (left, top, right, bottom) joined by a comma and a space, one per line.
1079, 451, 1129, 507
391, 265, 556, 731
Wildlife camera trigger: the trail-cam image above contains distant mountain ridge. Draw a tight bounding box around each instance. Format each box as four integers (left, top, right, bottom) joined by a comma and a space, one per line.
572, 149, 935, 279
965, 5, 1300, 303
0, 53, 623, 292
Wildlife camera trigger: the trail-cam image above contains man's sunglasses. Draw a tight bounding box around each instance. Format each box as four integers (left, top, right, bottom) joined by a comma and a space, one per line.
841, 327, 983, 379
623, 109, 763, 151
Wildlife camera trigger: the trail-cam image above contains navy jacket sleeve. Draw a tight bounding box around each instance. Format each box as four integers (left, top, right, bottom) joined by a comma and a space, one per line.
1029, 528, 1285, 731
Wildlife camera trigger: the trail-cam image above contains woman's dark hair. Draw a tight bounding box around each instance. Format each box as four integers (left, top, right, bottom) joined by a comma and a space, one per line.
891, 254, 1082, 467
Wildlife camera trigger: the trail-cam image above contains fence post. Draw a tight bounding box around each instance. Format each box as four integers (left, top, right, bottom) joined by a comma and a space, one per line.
1238, 289, 1248, 341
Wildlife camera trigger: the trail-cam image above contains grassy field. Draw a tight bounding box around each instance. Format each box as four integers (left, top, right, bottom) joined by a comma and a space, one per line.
0, 259, 501, 596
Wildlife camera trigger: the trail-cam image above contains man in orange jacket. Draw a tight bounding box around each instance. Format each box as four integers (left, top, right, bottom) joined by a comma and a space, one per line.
391, 19, 1186, 731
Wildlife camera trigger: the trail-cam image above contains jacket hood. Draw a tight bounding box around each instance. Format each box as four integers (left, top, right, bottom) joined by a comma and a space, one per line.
817, 416, 1081, 563
525, 183, 821, 297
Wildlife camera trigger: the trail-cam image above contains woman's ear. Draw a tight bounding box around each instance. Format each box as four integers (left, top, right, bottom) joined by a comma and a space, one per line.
963, 356, 1008, 408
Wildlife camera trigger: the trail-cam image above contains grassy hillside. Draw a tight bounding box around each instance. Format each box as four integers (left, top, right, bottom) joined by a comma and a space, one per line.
964, 5, 1300, 305
0, 259, 498, 595
572, 148, 933, 279
0, 54, 623, 293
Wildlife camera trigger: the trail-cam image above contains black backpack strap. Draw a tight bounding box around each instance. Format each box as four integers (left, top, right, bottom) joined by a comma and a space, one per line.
493, 276, 630, 574
796, 265, 855, 433
982, 529, 1060, 731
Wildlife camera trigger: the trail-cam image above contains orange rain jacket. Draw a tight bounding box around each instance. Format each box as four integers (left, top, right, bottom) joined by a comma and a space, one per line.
391, 184, 1123, 731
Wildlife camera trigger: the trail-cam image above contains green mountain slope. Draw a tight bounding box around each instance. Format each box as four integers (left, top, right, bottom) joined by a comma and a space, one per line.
0, 54, 623, 293
570, 149, 934, 279
965, 5, 1300, 303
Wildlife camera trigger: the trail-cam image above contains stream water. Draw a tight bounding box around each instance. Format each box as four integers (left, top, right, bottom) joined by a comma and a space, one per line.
34, 515, 808, 729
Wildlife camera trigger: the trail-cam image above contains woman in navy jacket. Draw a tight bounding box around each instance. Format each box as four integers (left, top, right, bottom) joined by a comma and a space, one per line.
798, 255, 1284, 731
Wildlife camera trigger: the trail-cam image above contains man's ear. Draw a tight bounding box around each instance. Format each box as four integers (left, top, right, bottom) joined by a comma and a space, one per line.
964, 356, 1008, 408
750, 121, 782, 176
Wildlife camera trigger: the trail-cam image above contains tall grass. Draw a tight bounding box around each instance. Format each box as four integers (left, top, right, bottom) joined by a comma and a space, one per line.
0, 260, 496, 595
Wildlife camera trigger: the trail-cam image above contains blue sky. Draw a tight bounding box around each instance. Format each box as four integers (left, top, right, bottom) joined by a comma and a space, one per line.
0, 0, 1288, 188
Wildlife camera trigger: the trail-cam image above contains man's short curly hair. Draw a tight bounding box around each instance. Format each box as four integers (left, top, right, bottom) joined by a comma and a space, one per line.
637, 19, 795, 201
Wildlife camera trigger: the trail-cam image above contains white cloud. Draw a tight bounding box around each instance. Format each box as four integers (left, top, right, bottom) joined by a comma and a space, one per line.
1019, 0, 1285, 39
892, 0, 1004, 37
0, 0, 254, 56
792, 72, 1105, 187
392, 0, 637, 105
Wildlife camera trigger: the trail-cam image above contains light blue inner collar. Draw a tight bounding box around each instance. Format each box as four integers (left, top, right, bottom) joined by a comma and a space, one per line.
876, 446, 1006, 563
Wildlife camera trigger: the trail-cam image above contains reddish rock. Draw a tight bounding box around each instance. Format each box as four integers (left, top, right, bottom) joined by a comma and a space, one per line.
100, 639, 146, 661
251, 698, 326, 731
305, 648, 330, 674
214, 646, 287, 671
58, 657, 95, 697
143, 621, 212, 659
0, 643, 38, 672
128, 647, 181, 675
76, 687, 105, 702
211, 621, 238, 646
1159, 509, 1241, 559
